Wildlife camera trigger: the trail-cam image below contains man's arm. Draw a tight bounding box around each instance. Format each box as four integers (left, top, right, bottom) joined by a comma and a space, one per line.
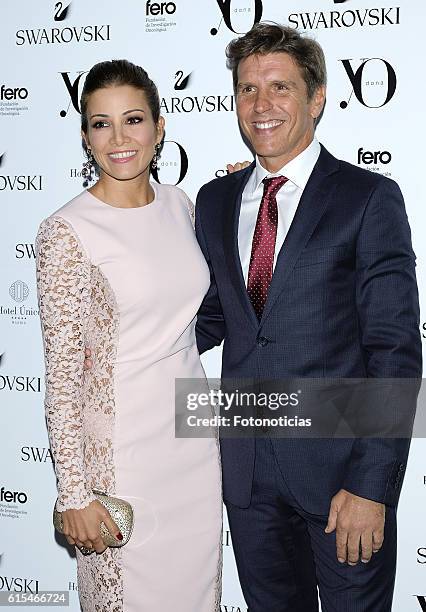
326, 176, 421, 564
343, 176, 421, 501
195, 188, 226, 354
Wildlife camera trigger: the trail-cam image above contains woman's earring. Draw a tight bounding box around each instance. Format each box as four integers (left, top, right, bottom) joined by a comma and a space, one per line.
151, 143, 161, 170
82, 149, 95, 188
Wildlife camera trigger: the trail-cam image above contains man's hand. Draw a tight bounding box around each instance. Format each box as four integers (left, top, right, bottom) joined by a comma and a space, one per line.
84, 348, 93, 371
226, 161, 251, 174
325, 489, 385, 565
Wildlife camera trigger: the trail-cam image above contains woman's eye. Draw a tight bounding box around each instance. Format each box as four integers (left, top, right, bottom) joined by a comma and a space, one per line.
127, 116, 143, 124
92, 121, 109, 129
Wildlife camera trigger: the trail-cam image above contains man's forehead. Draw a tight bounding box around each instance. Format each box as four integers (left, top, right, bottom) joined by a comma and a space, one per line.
237, 52, 301, 80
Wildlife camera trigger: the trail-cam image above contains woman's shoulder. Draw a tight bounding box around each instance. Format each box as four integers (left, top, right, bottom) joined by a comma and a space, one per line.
154, 182, 194, 227
36, 191, 92, 252
154, 182, 193, 211
153, 181, 191, 202
38, 191, 93, 232
45, 190, 91, 222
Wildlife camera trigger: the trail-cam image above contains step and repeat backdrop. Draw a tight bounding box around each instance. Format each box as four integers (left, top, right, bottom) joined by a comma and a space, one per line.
1, 0, 426, 610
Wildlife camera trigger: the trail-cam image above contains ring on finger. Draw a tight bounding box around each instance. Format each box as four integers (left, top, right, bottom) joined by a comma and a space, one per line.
77, 544, 94, 556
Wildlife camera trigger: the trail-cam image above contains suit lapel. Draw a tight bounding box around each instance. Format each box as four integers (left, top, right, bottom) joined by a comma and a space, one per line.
260, 147, 340, 325
223, 162, 259, 329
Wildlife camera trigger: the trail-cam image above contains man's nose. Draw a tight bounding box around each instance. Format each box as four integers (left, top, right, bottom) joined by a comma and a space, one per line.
253, 91, 273, 114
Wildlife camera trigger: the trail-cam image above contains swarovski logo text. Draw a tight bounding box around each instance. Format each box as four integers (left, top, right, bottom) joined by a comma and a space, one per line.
21, 447, 54, 463
15, 244, 36, 259
0, 176, 42, 190
288, 7, 400, 30
0, 577, 38, 592
0, 377, 41, 392
160, 95, 235, 114
16, 25, 111, 46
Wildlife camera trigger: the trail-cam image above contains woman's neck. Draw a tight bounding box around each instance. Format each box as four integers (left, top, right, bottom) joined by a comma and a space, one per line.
88, 172, 154, 209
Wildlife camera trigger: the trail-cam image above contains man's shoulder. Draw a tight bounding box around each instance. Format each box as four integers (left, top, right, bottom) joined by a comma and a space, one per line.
324, 147, 399, 192
339, 158, 388, 183
197, 166, 251, 201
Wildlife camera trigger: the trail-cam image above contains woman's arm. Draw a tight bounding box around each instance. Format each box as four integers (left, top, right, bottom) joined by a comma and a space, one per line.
36, 217, 121, 553
36, 217, 95, 512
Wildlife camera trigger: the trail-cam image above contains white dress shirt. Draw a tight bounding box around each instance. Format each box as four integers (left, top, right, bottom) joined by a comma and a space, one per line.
238, 138, 321, 284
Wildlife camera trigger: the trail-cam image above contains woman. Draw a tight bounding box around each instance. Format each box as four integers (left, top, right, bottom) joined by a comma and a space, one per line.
36, 60, 223, 612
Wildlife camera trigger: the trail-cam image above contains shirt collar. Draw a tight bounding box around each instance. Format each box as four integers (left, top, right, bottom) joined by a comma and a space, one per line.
251, 137, 321, 195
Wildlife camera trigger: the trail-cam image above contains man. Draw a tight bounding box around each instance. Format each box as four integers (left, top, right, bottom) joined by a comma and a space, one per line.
194, 22, 421, 611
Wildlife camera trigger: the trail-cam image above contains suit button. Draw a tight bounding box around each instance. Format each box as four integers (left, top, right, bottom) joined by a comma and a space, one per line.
257, 336, 268, 347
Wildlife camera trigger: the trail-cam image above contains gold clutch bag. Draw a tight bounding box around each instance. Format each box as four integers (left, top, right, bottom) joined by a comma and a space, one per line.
53, 490, 134, 555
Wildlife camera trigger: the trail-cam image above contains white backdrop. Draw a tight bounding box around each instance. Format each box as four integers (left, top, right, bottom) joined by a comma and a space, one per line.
1, 1, 426, 610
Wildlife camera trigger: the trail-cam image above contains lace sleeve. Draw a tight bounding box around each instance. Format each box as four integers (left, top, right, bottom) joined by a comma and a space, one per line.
184, 194, 195, 229
35, 217, 95, 512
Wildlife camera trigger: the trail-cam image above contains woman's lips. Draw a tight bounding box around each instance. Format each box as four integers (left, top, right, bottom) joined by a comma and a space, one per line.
108, 150, 137, 163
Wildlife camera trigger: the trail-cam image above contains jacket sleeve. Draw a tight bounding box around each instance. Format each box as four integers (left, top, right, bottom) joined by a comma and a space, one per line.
195, 187, 226, 354
35, 217, 96, 512
342, 177, 422, 506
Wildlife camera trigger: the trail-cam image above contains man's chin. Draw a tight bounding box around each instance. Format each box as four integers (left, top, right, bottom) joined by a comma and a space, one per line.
255, 149, 288, 161
248, 136, 288, 157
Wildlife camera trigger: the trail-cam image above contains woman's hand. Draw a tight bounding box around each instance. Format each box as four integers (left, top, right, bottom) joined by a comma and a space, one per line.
61, 500, 122, 554
226, 161, 251, 174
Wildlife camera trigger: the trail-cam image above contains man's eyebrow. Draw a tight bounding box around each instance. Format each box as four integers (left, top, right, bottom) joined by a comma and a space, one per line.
271, 79, 297, 88
236, 79, 298, 89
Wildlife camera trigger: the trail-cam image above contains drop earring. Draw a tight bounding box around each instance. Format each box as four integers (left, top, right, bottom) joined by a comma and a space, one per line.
151, 143, 161, 170
82, 149, 95, 188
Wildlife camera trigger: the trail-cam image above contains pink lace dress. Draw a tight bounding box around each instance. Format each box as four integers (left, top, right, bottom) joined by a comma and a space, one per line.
35, 182, 222, 612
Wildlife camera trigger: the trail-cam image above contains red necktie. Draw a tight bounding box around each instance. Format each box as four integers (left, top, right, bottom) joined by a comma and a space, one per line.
247, 176, 288, 319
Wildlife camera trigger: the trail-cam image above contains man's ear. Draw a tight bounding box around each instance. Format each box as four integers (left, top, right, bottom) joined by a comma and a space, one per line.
311, 85, 326, 121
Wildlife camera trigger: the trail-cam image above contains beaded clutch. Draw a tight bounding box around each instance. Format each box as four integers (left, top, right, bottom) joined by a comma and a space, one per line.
53, 490, 134, 555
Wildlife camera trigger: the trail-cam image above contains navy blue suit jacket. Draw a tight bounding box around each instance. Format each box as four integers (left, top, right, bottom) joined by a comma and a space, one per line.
195, 145, 422, 514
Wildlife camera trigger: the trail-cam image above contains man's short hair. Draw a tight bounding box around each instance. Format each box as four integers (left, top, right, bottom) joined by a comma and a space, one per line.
226, 22, 327, 100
